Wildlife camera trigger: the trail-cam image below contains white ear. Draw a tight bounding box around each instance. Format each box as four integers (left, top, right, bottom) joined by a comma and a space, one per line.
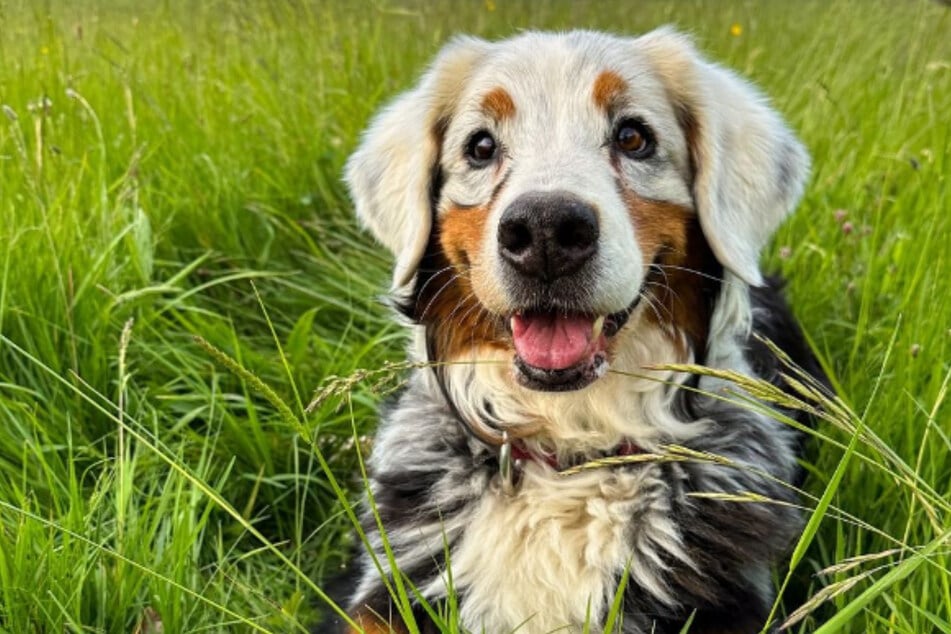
639, 28, 810, 286
345, 37, 490, 292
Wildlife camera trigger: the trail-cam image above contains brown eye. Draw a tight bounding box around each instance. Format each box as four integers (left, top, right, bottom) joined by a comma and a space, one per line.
614, 119, 655, 159
465, 130, 498, 166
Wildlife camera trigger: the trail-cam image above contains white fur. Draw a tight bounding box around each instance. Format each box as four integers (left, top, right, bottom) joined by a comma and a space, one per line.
434, 466, 686, 632
436, 316, 707, 456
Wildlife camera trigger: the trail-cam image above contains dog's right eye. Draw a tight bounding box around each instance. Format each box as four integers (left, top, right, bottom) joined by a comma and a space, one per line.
465, 131, 498, 166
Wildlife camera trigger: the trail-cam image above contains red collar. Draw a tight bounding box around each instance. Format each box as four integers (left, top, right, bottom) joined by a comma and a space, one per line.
510, 440, 643, 471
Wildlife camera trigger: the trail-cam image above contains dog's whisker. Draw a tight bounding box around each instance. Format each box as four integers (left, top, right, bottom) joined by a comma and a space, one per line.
418, 271, 465, 319
445, 290, 483, 327
640, 290, 668, 324
651, 263, 733, 287
643, 280, 679, 319
415, 264, 459, 300
649, 260, 673, 289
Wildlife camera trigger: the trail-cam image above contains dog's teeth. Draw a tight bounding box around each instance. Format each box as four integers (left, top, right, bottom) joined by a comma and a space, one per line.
592, 315, 605, 339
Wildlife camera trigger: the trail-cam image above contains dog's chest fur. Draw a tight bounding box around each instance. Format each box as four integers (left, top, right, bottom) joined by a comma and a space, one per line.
347, 326, 812, 634
447, 466, 679, 632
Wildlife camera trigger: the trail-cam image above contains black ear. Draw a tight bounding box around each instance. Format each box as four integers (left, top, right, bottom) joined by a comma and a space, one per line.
639, 27, 810, 286
346, 37, 491, 292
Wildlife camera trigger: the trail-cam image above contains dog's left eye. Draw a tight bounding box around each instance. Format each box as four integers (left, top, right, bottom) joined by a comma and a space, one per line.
613, 119, 655, 159
465, 131, 498, 166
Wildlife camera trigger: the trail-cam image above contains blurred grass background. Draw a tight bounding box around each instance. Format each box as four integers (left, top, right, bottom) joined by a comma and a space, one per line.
0, 0, 948, 631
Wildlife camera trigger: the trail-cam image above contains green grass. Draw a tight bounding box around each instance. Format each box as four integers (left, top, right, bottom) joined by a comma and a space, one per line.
0, 0, 948, 632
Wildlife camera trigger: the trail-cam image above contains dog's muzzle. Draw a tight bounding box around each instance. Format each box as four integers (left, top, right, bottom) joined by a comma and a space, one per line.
496, 191, 635, 392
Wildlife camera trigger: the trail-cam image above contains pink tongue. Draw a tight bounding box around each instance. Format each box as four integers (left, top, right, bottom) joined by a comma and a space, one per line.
511, 313, 596, 370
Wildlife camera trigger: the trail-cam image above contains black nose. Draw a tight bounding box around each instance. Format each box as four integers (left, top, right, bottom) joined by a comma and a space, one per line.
498, 192, 599, 281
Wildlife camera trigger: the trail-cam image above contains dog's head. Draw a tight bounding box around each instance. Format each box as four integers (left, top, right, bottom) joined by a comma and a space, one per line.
347, 28, 808, 393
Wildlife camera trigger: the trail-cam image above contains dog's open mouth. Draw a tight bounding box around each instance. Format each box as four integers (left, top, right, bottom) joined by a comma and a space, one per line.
508, 299, 638, 392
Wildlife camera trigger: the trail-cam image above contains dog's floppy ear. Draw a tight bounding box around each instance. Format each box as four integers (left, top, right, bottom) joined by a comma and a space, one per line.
346, 37, 490, 292
639, 28, 810, 286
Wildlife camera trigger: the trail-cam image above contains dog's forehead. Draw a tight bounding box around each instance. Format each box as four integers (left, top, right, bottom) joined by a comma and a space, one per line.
460, 31, 670, 118
438, 31, 692, 206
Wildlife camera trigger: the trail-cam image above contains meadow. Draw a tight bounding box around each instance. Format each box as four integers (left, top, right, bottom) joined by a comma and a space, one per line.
0, 1, 948, 632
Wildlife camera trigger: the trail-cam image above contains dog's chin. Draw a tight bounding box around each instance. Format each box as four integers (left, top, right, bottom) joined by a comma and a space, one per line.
507, 298, 639, 393
514, 351, 609, 392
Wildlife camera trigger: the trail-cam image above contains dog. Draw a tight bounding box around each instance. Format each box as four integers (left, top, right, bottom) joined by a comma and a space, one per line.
338, 27, 828, 634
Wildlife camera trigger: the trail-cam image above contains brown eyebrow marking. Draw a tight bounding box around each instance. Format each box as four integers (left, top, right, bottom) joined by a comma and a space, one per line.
592, 70, 628, 111
481, 87, 516, 120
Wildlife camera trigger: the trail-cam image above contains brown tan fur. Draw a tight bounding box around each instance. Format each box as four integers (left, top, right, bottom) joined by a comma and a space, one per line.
592, 70, 628, 112
623, 190, 718, 355
481, 87, 516, 121
411, 206, 506, 360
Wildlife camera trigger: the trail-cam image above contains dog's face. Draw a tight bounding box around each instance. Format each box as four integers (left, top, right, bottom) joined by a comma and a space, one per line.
348, 29, 808, 393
